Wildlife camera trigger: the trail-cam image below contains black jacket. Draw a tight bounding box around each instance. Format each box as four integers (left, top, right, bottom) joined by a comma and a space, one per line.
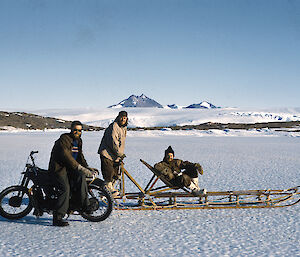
48, 133, 88, 173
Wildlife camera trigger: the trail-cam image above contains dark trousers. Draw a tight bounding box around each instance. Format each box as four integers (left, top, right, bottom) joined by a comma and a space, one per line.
172, 167, 198, 188
68, 169, 90, 210
100, 155, 119, 182
51, 169, 89, 216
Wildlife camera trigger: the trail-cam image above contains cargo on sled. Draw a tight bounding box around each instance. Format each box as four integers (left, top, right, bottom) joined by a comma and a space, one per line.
112, 160, 300, 210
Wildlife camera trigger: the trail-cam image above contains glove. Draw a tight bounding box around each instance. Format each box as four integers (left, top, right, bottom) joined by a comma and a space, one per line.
115, 154, 126, 163
78, 164, 93, 177
194, 163, 203, 175
88, 167, 99, 176
119, 154, 126, 160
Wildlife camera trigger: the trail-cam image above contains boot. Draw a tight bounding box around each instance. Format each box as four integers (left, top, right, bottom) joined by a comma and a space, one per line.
191, 188, 207, 197
188, 177, 199, 190
82, 198, 98, 214
53, 212, 69, 227
105, 181, 120, 198
188, 178, 207, 196
112, 176, 121, 189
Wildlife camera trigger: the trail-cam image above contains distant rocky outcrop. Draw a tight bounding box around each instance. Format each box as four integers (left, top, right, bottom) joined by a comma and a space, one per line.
129, 121, 300, 131
0, 111, 102, 131
108, 94, 163, 108
167, 104, 181, 109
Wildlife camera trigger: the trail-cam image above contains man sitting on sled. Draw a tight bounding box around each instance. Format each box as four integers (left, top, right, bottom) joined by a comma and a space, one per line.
154, 146, 206, 196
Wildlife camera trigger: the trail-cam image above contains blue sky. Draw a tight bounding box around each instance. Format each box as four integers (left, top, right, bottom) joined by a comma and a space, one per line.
0, 0, 299, 110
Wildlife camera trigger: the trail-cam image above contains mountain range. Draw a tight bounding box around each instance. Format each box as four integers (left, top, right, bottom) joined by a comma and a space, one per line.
108, 94, 217, 109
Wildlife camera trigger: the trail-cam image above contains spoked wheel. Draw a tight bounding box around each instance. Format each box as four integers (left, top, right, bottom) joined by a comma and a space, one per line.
0, 186, 33, 219
81, 184, 113, 222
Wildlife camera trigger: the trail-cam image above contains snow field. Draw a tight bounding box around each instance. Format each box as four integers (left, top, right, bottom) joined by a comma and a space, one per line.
0, 132, 299, 256
35, 107, 300, 128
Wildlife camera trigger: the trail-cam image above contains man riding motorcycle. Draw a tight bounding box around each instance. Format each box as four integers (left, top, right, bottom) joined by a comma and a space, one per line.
48, 121, 98, 226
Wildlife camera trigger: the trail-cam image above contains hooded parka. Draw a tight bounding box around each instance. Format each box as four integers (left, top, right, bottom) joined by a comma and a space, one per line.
98, 120, 127, 161
98, 113, 127, 183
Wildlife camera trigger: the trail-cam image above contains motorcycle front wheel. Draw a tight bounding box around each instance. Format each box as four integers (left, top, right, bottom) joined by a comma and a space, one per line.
81, 184, 113, 222
0, 186, 33, 219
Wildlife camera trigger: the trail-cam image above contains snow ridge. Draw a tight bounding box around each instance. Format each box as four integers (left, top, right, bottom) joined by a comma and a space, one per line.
186, 101, 217, 109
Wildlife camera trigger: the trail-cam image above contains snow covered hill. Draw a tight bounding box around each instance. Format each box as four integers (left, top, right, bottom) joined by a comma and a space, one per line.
34, 107, 300, 129
185, 101, 217, 109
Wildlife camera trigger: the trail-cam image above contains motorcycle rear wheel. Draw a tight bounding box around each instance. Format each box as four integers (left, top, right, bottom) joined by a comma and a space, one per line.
0, 186, 33, 219
81, 184, 113, 222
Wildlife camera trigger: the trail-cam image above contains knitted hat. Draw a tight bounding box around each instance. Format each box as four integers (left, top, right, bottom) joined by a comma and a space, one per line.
165, 146, 174, 156
118, 111, 128, 117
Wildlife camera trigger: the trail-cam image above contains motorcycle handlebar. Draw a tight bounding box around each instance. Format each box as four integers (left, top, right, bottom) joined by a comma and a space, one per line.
29, 151, 38, 166
30, 151, 39, 156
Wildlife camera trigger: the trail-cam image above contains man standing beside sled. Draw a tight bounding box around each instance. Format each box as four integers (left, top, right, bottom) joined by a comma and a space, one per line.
98, 111, 128, 197
154, 146, 206, 196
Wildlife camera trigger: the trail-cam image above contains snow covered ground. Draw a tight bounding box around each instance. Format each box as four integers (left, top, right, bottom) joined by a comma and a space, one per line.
0, 131, 299, 256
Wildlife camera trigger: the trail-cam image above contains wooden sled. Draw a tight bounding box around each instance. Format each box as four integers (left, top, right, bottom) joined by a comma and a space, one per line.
113, 160, 300, 210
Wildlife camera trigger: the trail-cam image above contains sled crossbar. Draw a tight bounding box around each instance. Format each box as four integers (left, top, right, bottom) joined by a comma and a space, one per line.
113, 160, 300, 210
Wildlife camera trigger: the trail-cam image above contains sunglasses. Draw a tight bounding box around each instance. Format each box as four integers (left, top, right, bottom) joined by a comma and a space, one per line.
73, 129, 82, 133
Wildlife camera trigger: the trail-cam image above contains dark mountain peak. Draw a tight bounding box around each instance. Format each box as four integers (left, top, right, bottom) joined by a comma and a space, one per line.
167, 104, 180, 109
108, 94, 163, 108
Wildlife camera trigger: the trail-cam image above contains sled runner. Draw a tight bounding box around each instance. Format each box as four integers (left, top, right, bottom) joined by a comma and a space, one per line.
113, 160, 300, 210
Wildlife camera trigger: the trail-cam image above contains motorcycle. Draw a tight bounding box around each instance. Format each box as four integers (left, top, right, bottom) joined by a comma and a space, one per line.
0, 151, 113, 222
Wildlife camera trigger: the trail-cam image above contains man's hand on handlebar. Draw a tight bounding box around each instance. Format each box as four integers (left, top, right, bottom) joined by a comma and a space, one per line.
78, 165, 98, 177
88, 167, 99, 177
